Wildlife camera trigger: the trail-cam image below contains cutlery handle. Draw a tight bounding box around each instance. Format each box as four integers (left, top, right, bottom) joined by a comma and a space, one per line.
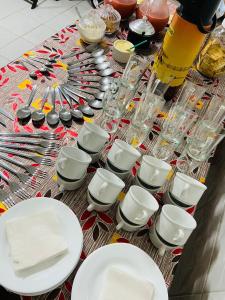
58, 86, 72, 107
51, 87, 56, 109
0, 153, 24, 168
63, 87, 89, 101
61, 49, 86, 59
0, 143, 37, 152
0, 147, 33, 159
0, 160, 16, 176
0, 137, 40, 146
0, 132, 41, 138
40, 86, 50, 109
0, 169, 9, 183
27, 84, 38, 106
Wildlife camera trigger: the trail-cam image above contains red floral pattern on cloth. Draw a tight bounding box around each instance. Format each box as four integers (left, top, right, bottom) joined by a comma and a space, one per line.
0, 23, 222, 300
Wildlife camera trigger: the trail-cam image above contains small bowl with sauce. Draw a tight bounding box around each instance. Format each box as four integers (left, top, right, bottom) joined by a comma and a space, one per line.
112, 40, 134, 63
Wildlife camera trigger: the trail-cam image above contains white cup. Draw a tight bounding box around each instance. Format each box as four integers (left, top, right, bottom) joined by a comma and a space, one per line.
157, 204, 197, 255
87, 191, 113, 212
116, 207, 143, 232
139, 155, 172, 187
78, 122, 109, 153
88, 168, 125, 204
107, 139, 141, 171
117, 185, 159, 229
170, 172, 207, 206
56, 146, 91, 180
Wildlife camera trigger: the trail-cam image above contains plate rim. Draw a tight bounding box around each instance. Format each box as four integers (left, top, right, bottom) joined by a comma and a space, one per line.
0, 197, 83, 296
71, 243, 168, 300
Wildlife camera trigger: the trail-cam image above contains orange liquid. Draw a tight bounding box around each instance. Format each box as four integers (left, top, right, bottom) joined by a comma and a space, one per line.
104, 0, 137, 19
136, 8, 169, 32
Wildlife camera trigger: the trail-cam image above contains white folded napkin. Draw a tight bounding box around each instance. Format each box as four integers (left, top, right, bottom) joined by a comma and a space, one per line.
5, 209, 68, 272
99, 266, 155, 300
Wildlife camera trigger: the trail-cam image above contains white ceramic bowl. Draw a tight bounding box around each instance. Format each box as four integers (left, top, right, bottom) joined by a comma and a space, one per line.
112, 40, 134, 63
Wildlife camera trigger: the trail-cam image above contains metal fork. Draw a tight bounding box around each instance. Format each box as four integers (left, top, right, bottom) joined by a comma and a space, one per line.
0, 137, 60, 149
0, 147, 53, 166
0, 132, 61, 140
0, 143, 58, 157
0, 160, 40, 189
0, 170, 31, 200
0, 153, 47, 179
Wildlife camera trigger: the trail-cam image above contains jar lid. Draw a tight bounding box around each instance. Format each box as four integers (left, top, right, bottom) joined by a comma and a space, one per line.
129, 16, 155, 36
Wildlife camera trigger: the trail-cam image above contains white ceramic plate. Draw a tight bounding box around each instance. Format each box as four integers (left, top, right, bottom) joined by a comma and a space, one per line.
71, 243, 168, 300
0, 197, 83, 296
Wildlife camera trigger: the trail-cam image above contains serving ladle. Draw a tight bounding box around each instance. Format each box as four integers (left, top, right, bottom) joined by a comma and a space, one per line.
58, 86, 83, 121
16, 85, 37, 123
47, 88, 59, 127
31, 86, 50, 127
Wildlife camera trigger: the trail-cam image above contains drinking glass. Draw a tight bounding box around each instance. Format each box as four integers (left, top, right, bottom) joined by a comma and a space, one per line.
147, 70, 174, 97
126, 122, 149, 148
178, 80, 206, 110
177, 119, 224, 173
100, 78, 135, 133
203, 95, 225, 125
152, 105, 198, 160
122, 54, 149, 89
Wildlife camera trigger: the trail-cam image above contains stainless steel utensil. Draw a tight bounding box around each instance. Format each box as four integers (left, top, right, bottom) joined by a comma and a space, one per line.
31, 86, 50, 125
68, 55, 107, 67
61, 43, 99, 59
16, 85, 37, 121
0, 160, 40, 189
0, 132, 60, 140
47, 87, 59, 127
58, 86, 83, 120
0, 170, 31, 200
30, 57, 53, 68
56, 87, 72, 122
0, 137, 59, 149
70, 68, 114, 78
0, 109, 14, 121
64, 85, 105, 100
0, 147, 53, 165
68, 61, 110, 74
0, 153, 47, 178
0, 143, 57, 157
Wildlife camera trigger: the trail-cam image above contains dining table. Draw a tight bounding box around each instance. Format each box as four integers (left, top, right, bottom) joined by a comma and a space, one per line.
0, 20, 224, 300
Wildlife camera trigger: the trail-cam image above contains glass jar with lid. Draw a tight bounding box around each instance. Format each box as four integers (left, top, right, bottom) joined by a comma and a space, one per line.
197, 19, 225, 78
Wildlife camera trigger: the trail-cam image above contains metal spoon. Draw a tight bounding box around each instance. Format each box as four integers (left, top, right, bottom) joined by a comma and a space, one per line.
64, 85, 105, 100
68, 55, 107, 67
36, 56, 59, 63
56, 87, 72, 122
71, 68, 114, 78
22, 59, 50, 78
61, 87, 94, 116
58, 86, 83, 121
68, 62, 111, 74
74, 48, 105, 64
68, 75, 112, 84
67, 81, 110, 92
30, 57, 53, 68
31, 86, 50, 126
16, 85, 37, 121
47, 88, 59, 127
61, 43, 99, 59
88, 99, 103, 110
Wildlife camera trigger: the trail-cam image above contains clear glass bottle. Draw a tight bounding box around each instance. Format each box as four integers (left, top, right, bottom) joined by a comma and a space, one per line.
197, 19, 225, 78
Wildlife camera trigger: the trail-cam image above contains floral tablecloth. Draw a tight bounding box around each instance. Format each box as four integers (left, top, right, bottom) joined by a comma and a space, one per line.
0, 22, 224, 300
